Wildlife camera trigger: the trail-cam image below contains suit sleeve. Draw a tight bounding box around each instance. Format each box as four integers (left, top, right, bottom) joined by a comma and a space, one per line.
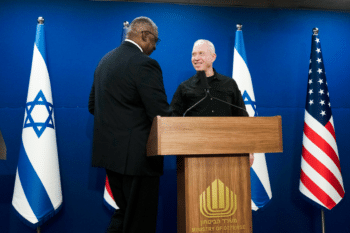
135, 59, 172, 122
88, 81, 95, 115
170, 84, 185, 116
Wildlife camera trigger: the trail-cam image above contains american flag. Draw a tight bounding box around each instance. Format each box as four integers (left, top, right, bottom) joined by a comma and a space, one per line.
103, 176, 118, 211
299, 28, 345, 210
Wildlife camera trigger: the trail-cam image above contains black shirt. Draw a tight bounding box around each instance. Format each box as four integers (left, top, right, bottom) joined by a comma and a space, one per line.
171, 69, 248, 117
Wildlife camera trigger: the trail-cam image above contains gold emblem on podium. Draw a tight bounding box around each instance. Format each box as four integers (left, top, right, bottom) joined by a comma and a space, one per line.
200, 179, 237, 218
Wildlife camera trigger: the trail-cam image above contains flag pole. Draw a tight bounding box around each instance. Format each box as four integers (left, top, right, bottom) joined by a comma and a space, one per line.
0, 129, 6, 160
312, 26, 326, 233
321, 209, 326, 233
311, 26, 326, 233
36, 16, 44, 233
121, 21, 129, 42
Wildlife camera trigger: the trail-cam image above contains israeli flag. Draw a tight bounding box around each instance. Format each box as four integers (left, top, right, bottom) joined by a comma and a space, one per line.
232, 25, 272, 210
12, 19, 63, 227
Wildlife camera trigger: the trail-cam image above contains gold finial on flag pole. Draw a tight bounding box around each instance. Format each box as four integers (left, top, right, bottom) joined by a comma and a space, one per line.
236, 24, 242, 31
38, 17, 44, 25
313, 27, 319, 35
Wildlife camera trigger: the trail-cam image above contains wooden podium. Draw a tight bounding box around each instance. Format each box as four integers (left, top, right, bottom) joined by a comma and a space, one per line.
147, 116, 283, 233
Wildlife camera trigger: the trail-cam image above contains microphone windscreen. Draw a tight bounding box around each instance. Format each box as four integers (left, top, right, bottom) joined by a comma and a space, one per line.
197, 71, 211, 89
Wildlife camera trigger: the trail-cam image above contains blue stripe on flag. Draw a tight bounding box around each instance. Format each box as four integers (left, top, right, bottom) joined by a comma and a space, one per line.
234, 31, 248, 65
35, 24, 46, 62
17, 141, 54, 223
103, 197, 117, 212
250, 167, 270, 208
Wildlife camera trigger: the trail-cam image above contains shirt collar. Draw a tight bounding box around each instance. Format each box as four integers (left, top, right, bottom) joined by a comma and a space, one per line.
125, 39, 143, 52
194, 68, 223, 83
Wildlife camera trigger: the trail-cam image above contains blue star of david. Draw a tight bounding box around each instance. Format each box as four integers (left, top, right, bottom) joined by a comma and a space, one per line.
24, 90, 55, 138
242, 91, 257, 116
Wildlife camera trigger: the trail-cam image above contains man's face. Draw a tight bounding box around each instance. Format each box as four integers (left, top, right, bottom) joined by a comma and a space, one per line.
191, 42, 215, 72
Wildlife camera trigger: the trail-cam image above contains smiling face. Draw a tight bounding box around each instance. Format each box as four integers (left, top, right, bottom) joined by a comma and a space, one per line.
191, 41, 216, 75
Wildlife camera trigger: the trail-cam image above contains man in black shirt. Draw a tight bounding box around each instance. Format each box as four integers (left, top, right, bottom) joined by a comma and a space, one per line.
171, 39, 248, 117
170, 39, 254, 165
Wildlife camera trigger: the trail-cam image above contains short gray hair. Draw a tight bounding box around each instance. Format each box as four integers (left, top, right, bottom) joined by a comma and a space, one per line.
126, 16, 158, 37
193, 39, 215, 54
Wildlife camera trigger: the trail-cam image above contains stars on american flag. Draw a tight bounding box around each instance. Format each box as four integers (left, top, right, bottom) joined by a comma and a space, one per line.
306, 35, 332, 125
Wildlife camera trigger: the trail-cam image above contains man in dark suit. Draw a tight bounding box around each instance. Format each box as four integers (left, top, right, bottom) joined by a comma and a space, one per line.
88, 16, 171, 233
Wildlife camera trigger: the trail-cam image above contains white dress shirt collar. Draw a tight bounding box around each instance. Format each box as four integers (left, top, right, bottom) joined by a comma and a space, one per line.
125, 39, 143, 53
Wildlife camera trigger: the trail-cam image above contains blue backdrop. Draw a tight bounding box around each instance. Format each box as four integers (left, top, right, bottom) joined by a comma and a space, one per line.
0, 1, 349, 232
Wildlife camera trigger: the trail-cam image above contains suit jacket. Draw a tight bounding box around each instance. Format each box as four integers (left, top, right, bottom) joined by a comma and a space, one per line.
88, 41, 171, 176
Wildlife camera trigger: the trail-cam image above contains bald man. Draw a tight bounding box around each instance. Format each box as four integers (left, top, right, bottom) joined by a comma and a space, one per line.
89, 16, 171, 233
171, 39, 247, 117
171, 40, 254, 165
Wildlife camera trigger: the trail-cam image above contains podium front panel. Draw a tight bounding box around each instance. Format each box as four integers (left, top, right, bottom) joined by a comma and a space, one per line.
177, 154, 252, 233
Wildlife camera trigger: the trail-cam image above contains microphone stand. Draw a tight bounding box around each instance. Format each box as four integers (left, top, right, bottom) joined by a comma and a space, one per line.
183, 89, 249, 117
183, 90, 209, 117
206, 90, 249, 116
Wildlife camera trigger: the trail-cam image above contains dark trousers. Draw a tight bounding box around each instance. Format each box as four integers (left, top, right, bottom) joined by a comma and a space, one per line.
105, 169, 160, 233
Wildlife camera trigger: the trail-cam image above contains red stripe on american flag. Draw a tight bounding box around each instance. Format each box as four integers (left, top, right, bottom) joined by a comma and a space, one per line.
302, 146, 344, 197
300, 169, 336, 210
105, 176, 114, 199
304, 123, 341, 171
325, 121, 336, 141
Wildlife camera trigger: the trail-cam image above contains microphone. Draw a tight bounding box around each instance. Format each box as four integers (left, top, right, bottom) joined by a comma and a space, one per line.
183, 71, 249, 117
198, 71, 211, 91
208, 95, 249, 116
198, 70, 248, 116
183, 71, 210, 117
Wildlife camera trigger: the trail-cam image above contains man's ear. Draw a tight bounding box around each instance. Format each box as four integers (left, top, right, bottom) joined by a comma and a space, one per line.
141, 31, 148, 42
211, 53, 217, 63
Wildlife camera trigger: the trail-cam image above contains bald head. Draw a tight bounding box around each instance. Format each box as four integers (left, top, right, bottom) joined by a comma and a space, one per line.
193, 39, 215, 55
126, 16, 158, 39
125, 16, 159, 56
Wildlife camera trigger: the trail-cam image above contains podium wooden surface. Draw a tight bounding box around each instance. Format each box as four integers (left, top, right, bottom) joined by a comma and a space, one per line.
147, 116, 283, 233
